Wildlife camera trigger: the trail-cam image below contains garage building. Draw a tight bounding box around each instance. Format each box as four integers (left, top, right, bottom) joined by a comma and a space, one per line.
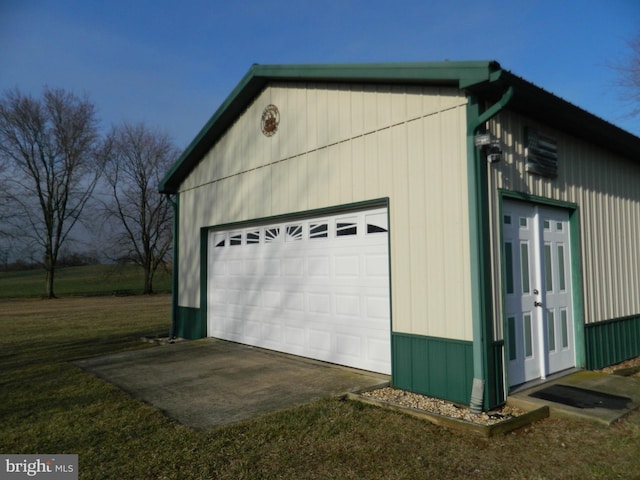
160, 61, 640, 411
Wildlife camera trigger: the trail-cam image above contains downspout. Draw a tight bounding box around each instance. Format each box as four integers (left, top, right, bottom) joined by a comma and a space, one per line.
467, 85, 514, 413
166, 193, 179, 341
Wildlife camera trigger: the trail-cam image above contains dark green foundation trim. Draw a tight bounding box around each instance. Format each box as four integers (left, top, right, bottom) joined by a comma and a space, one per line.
175, 306, 205, 339
585, 314, 640, 370
392, 333, 474, 406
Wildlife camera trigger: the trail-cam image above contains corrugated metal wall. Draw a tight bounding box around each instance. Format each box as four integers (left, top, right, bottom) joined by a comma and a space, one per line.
178, 82, 474, 340
488, 110, 640, 338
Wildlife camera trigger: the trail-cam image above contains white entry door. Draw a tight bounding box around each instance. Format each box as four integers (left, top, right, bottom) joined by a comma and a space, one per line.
207, 207, 391, 374
503, 200, 575, 386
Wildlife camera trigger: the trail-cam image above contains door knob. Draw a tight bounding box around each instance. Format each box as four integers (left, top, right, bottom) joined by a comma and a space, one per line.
533, 289, 539, 295
534, 301, 543, 307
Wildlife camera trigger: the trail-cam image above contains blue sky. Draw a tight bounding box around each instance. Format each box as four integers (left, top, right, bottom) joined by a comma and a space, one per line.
1, 0, 639, 149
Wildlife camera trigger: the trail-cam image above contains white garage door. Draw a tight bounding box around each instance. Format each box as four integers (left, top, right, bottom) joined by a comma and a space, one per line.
207, 207, 391, 374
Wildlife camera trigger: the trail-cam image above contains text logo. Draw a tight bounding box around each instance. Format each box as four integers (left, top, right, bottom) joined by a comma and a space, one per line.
1, 455, 77, 479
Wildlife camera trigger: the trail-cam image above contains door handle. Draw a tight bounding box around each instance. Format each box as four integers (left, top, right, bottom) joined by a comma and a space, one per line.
534, 301, 543, 307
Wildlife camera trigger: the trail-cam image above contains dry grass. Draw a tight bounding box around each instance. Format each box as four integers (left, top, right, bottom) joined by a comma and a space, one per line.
2, 295, 640, 479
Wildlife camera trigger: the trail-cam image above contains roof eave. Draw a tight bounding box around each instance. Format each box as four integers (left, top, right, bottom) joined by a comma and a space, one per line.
159, 61, 500, 194
467, 70, 640, 160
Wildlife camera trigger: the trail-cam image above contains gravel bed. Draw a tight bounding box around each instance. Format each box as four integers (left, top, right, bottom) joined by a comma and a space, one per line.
361, 387, 526, 426
362, 356, 640, 426
599, 355, 640, 376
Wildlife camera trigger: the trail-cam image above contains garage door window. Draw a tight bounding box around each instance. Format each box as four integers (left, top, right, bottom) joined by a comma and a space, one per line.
366, 212, 388, 234
230, 233, 242, 246
337, 219, 357, 236
214, 233, 226, 247
286, 225, 303, 241
247, 231, 260, 245
265, 227, 280, 243
310, 223, 328, 239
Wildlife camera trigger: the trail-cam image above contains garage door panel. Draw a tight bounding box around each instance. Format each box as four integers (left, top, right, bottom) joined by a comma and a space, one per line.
228, 260, 243, 275
336, 333, 362, 358
284, 326, 305, 347
334, 255, 361, 277
366, 254, 389, 276
307, 256, 330, 277
264, 259, 280, 276
308, 292, 331, 314
283, 292, 305, 312
245, 290, 262, 307
335, 294, 361, 317
244, 259, 260, 275
261, 290, 280, 309
208, 207, 391, 374
262, 322, 283, 344
308, 329, 332, 352
283, 257, 304, 276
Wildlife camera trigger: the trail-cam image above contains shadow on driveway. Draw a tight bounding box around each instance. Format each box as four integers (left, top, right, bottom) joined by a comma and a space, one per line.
74, 338, 389, 430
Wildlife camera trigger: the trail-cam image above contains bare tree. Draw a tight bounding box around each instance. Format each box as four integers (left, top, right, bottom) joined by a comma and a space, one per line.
102, 122, 178, 294
0, 87, 102, 298
615, 33, 640, 122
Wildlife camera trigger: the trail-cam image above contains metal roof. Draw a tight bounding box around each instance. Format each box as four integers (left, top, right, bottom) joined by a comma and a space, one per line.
159, 61, 640, 194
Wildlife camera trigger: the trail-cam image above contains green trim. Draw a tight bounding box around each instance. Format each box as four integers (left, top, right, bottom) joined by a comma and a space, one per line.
385, 200, 395, 356
169, 194, 207, 341
168, 194, 179, 339
205, 198, 389, 232
159, 61, 640, 195
175, 306, 205, 339
200, 228, 208, 336
499, 190, 578, 212
159, 61, 502, 194
585, 314, 640, 369
392, 333, 474, 406
498, 190, 587, 375
568, 203, 585, 368
466, 84, 513, 411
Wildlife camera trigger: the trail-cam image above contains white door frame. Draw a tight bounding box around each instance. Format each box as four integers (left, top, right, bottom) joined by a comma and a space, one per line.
502, 198, 580, 387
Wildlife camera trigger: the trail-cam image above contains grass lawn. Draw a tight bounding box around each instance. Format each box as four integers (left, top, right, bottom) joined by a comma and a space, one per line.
2, 295, 640, 479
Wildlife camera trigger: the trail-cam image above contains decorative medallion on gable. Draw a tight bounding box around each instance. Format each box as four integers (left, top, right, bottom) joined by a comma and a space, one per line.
261, 104, 280, 137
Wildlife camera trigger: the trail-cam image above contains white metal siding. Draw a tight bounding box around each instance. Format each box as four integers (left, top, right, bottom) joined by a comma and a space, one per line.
178, 82, 473, 341
489, 110, 640, 337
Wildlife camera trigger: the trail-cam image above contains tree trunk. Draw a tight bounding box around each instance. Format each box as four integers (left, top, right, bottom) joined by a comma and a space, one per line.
44, 263, 56, 299
143, 265, 153, 295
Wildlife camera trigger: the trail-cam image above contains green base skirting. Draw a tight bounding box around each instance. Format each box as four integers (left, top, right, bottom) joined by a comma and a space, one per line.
175, 306, 205, 340
392, 333, 474, 406
585, 314, 640, 370
392, 333, 505, 409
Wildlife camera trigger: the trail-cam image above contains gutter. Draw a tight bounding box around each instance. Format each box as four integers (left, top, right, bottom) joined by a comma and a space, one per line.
466, 82, 514, 413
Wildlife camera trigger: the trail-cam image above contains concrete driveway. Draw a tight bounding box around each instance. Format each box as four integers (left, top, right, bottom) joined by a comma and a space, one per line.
74, 339, 389, 430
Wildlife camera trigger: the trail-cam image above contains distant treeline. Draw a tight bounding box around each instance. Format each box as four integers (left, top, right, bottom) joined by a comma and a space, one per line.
1, 253, 100, 272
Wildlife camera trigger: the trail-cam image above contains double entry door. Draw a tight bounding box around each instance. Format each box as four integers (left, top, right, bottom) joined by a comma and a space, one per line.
502, 200, 575, 387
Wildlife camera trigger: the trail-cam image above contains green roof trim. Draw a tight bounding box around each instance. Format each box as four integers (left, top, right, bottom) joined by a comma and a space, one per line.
159, 61, 502, 193
159, 60, 640, 194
